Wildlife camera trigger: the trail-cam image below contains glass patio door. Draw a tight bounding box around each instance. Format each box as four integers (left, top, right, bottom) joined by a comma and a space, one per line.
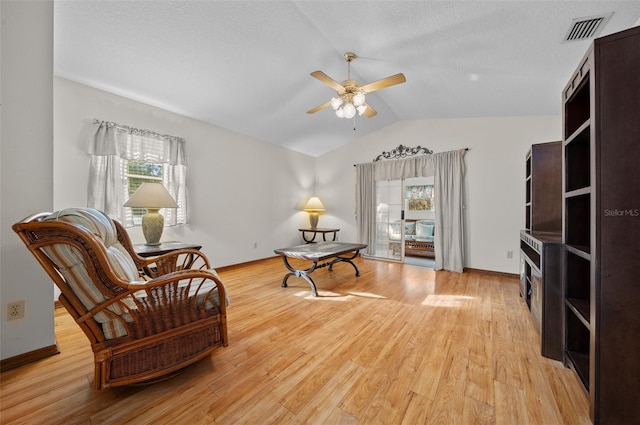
372, 179, 404, 261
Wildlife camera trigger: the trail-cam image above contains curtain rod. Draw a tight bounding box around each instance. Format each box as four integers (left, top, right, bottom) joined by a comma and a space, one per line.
353, 148, 469, 167
93, 119, 185, 143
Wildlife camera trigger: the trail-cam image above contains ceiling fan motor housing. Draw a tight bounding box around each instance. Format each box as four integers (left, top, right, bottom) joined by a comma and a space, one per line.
339, 80, 364, 102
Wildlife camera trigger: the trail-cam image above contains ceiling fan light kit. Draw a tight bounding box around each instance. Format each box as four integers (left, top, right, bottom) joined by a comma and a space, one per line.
307, 52, 406, 122
331, 87, 367, 119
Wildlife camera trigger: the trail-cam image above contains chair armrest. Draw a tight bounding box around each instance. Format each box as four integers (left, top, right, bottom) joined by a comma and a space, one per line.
113, 220, 211, 276
137, 249, 212, 278
129, 269, 222, 293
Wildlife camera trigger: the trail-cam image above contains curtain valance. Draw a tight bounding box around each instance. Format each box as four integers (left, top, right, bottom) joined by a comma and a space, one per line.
356, 149, 465, 180
372, 155, 433, 179
88, 120, 187, 166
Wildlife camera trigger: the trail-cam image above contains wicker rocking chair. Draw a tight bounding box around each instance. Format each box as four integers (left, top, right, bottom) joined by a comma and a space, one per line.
12, 208, 228, 390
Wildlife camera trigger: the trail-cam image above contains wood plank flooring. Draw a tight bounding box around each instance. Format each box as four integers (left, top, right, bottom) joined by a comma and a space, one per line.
0, 256, 590, 424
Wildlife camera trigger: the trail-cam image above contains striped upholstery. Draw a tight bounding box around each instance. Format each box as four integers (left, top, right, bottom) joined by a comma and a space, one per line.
42, 208, 140, 339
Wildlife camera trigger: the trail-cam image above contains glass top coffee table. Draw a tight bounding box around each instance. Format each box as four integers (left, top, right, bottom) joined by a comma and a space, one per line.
273, 242, 367, 296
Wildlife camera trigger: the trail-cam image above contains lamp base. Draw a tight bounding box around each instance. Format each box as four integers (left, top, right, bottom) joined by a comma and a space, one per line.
308, 212, 319, 229
142, 208, 164, 246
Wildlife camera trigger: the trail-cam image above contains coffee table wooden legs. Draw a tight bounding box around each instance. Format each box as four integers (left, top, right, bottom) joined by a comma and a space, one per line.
280, 251, 361, 297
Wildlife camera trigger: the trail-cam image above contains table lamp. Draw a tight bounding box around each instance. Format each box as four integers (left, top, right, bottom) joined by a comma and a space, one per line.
123, 182, 178, 246
303, 196, 325, 229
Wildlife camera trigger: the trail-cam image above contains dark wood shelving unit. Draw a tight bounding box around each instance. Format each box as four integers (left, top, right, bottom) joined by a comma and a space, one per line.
562, 26, 640, 424
524, 141, 562, 233
565, 193, 591, 252
565, 298, 590, 327
520, 141, 563, 361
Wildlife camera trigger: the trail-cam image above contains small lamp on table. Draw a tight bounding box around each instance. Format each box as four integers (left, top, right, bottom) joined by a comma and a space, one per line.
123, 182, 178, 246
303, 196, 325, 229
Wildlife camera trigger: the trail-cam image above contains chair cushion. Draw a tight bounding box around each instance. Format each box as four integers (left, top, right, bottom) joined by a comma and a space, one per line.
414, 236, 434, 243
41, 208, 140, 331
416, 220, 435, 237
405, 221, 416, 235
45, 208, 139, 281
50, 208, 119, 246
389, 220, 418, 240
42, 243, 122, 316
388, 222, 402, 240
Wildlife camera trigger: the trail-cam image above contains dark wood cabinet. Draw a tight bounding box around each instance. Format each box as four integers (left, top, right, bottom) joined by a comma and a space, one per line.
520, 231, 563, 361
562, 26, 640, 424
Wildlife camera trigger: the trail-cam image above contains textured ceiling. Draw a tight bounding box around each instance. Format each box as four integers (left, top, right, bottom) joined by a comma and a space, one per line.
54, 1, 640, 157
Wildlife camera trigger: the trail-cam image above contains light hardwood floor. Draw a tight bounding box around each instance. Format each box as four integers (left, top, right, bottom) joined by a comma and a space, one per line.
0, 256, 590, 425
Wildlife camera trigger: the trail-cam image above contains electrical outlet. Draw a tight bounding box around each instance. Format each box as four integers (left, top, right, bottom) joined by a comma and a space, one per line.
7, 301, 25, 320
253, 242, 258, 249
506, 250, 514, 259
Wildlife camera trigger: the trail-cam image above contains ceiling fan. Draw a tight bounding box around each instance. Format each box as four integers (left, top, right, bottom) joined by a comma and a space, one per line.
307, 52, 406, 119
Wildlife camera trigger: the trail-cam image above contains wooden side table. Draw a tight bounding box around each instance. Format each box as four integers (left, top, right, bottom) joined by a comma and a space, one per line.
133, 241, 202, 257
298, 228, 340, 243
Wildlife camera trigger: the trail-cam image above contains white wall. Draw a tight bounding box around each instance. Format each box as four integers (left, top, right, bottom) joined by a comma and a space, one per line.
54, 77, 316, 268
1, 1, 56, 360
315, 116, 561, 274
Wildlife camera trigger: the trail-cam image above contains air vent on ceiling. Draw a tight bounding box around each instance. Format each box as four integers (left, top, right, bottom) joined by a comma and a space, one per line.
564, 13, 613, 42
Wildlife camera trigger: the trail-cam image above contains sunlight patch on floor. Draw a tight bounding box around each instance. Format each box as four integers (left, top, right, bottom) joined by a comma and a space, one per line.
295, 291, 353, 301
294, 290, 388, 300
346, 291, 387, 299
421, 294, 475, 307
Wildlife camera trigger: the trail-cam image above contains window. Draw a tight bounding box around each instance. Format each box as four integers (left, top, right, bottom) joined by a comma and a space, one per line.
88, 120, 188, 227
125, 160, 164, 225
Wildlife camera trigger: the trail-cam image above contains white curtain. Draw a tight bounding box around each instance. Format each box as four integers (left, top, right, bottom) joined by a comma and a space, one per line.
87, 121, 188, 227
355, 162, 376, 255
433, 150, 465, 272
355, 149, 466, 272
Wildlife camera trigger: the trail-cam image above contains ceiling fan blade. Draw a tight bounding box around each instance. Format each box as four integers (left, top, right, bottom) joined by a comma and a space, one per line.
307, 101, 331, 114
361, 73, 406, 93
310, 71, 344, 91
363, 103, 377, 118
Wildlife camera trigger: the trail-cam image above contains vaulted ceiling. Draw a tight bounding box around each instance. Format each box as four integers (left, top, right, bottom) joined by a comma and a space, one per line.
54, 1, 640, 157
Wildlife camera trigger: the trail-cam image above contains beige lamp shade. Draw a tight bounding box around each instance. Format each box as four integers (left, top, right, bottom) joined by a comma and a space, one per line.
124, 183, 178, 246
303, 197, 326, 212
303, 197, 325, 229
123, 183, 179, 209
